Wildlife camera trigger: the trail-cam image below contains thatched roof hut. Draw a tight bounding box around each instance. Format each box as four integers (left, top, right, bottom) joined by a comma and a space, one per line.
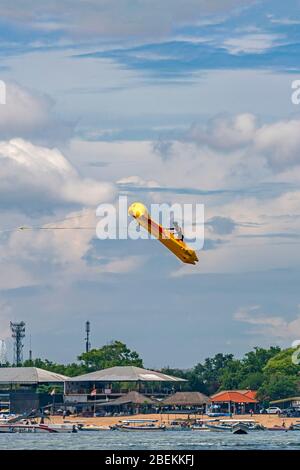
162, 391, 210, 407
99, 391, 156, 408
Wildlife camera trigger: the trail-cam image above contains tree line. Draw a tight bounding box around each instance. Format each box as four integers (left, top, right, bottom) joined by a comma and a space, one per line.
3, 341, 300, 402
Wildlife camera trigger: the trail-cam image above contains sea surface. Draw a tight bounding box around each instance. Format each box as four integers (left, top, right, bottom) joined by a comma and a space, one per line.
0, 430, 300, 450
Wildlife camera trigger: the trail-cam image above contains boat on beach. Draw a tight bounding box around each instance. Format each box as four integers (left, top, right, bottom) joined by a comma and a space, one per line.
0, 423, 55, 433
113, 419, 166, 431
231, 423, 249, 435
205, 419, 264, 433
165, 419, 191, 431
0, 420, 77, 433
77, 423, 111, 431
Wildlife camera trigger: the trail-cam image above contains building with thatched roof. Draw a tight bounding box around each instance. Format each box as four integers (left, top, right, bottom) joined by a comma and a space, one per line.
161, 391, 210, 413
104, 391, 156, 406
162, 391, 210, 406
98, 391, 157, 414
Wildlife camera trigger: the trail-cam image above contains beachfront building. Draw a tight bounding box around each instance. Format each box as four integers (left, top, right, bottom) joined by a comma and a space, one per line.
270, 397, 300, 410
210, 390, 258, 415
98, 391, 157, 415
160, 391, 211, 414
0, 367, 68, 413
64, 365, 186, 415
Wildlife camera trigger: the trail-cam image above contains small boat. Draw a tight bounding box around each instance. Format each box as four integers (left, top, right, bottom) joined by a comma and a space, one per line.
267, 425, 289, 432
114, 419, 166, 431
231, 423, 248, 435
191, 419, 219, 431
0, 422, 77, 433
41, 423, 77, 433
0, 424, 54, 433
291, 425, 300, 431
206, 419, 263, 433
77, 424, 110, 431
290, 421, 300, 431
205, 422, 232, 432
166, 420, 191, 431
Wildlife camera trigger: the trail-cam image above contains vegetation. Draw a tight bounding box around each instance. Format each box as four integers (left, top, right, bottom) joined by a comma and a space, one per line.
22, 340, 143, 377
7, 342, 300, 403
162, 346, 300, 401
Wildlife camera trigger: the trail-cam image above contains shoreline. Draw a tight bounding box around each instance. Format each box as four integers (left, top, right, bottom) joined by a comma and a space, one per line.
48, 413, 299, 429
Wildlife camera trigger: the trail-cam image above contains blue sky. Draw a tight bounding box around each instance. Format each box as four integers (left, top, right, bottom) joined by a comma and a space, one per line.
1, 0, 300, 368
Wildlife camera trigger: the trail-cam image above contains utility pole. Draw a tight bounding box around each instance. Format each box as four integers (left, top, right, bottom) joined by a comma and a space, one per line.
10, 322, 25, 366
85, 321, 91, 353
29, 335, 32, 363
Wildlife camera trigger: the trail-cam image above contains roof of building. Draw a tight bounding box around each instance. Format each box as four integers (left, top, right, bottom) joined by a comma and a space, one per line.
243, 390, 257, 400
270, 397, 300, 405
210, 390, 258, 404
0, 367, 68, 384
101, 391, 156, 406
162, 391, 211, 406
69, 366, 186, 383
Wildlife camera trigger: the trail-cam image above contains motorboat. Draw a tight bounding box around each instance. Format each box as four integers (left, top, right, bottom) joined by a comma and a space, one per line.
165, 420, 191, 431
191, 419, 219, 431
113, 419, 166, 431
41, 423, 77, 433
205, 419, 264, 433
77, 423, 111, 431
0, 423, 55, 433
231, 423, 248, 435
0, 421, 77, 433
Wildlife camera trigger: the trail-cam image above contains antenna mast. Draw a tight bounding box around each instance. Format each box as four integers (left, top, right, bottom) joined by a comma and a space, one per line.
10, 321, 26, 366
85, 321, 91, 353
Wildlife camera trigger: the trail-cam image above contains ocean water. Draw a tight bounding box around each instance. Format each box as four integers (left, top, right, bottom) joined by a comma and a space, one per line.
0, 430, 300, 450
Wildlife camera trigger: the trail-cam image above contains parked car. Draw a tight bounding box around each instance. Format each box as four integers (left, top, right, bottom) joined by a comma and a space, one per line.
282, 407, 300, 417
265, 406, 282, 414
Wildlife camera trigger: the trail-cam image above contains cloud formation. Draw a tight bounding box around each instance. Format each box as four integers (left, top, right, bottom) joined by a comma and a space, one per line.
187, 113, 300, 171
0, 138, 115, 210
234, 305, 300, 340
0, 83, 72, 143
0, 0, 250, 40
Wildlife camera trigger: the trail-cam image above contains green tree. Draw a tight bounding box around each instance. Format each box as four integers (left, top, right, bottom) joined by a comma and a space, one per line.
219, 359, 244, 390
192, 354, 236, 395
258, 374, 298, 401
23, 358, 85, 377
78, 340, 143, 371
263, 348, 300, 376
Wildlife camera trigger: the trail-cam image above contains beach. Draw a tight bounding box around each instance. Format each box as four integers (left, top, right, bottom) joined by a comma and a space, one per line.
49, 413, 298, 429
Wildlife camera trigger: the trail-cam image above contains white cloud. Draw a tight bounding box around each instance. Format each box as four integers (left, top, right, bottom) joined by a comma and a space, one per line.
187, 114, 300, 171
223, 33, 282, 54
0, 138, 115, 209
254, 119, 300, 170
0, 208, 145, 290
268, 16, 300, 26
234, 305, 300, 340
0, 1, 250, 40
0, 82, 72, 142
0, 300, 12, 340
188, 113, 257, 150
117, 175, 160, 188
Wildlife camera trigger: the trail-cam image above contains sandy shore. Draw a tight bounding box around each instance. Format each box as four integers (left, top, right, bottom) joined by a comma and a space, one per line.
49, 413, 299, 429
